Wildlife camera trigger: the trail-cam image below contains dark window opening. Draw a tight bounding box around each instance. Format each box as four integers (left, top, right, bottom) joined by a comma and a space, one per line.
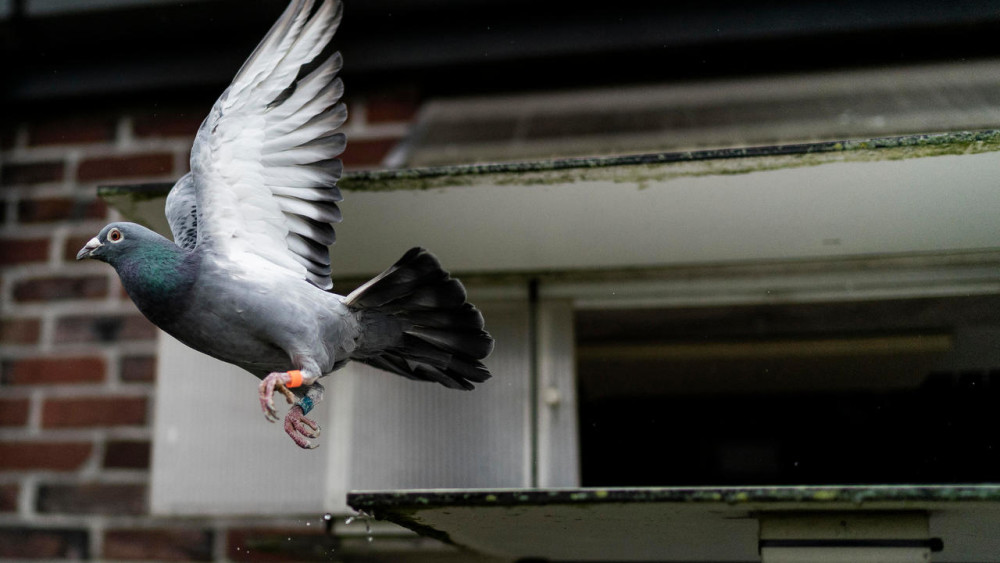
576, 295, 1000, 486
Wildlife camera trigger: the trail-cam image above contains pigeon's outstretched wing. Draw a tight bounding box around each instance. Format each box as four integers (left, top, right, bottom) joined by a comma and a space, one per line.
187, 0, 346, 289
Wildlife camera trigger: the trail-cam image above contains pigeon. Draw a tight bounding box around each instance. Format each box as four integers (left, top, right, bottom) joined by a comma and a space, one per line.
76, 0, 494, 449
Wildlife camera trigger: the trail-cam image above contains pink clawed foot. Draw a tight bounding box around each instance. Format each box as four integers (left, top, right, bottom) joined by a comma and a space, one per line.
284, 405, 322, 449
258, 371, 298, 423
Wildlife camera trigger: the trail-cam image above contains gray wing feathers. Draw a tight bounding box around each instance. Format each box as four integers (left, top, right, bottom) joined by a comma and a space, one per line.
165, 173, 199, 250
258, 0, 345, 290
194, 0, 347, 289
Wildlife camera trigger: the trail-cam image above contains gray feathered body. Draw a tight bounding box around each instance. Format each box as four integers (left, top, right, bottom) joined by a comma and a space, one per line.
109, 226, 492, 390
154, 250, 361, 379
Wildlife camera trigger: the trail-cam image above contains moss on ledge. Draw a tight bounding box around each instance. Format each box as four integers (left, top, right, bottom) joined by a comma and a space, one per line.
100, 129, 1000, 199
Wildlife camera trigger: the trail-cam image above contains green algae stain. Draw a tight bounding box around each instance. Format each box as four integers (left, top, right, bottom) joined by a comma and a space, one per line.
98, 130, 1000, 197
812, 490, 840, 501
335, 129, 1000, 194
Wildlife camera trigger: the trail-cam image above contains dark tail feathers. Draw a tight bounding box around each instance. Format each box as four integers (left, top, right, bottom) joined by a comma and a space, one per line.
345, 247, 494, 390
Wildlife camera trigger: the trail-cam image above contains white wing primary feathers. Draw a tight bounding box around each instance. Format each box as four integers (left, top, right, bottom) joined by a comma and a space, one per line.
185, 0, 346, 289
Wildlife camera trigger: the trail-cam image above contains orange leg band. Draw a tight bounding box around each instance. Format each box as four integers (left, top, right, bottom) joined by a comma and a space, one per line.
286, 370, 304, 388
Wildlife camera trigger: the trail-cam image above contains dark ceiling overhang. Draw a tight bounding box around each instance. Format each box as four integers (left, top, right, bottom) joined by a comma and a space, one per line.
5, 0, 1000, 107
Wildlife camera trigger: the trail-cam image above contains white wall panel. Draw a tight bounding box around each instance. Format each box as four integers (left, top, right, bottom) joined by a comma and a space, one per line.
150, 335, 327, 515
325, 300, 532, 511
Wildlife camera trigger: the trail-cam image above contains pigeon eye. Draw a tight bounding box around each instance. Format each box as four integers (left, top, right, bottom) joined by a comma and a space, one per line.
108, 228, 123, 243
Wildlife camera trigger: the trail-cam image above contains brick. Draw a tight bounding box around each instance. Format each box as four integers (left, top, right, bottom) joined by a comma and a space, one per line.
104, 528, 212, 561
1, 357, 105, 385
103, 440, 151, 470
365, 90, 421, 123
17, 197, 107, 223
120, 355, 156, 383
29, 116, 115, 146
42, 396, 147, 428
77, 153, 174, 182
0, 527, 89, 559
132, 109, 204, 139
0, 238, 49, 265
227, 527, 333, 562
340, 138, 400, 169
12, 275, 108, 302
0, 484, 17, 512
54, 314, 157, 344
36, 483, 146, 515
0, 317, 41, 345
0, 442, 93, 471
0, 399, 30, 426
1, 161, 65, 185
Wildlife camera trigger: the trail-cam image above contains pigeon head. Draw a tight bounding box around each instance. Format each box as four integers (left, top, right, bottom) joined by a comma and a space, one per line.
76, 222, 165, 265
76, 221, 194, 324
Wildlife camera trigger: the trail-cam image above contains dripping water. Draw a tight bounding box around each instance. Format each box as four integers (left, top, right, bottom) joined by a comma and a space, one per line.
345, 509, 374, 543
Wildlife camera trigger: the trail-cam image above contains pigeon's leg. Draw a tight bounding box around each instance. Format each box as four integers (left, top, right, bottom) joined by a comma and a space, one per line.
258, 370, 298, 422
284, 382, 324, 449
258, 366, 320, 423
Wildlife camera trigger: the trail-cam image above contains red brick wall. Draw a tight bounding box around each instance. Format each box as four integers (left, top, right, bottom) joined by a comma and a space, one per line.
0, 93, 418, 560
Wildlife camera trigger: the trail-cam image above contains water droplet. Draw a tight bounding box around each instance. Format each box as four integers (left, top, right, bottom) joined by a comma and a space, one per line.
363, 515, 372, 543
322, 512, 335, 535
344, 516, 355, 525
345, 510, 375, 543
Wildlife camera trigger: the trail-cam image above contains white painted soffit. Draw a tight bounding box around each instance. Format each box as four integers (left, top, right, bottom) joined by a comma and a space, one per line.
99, 130, 1000, 279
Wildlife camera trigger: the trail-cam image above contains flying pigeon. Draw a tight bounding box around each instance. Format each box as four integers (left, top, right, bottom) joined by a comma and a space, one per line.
76, 0, 494, 449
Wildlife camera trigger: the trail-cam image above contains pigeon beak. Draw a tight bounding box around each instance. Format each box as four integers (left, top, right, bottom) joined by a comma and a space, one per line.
76, 237, 103, 260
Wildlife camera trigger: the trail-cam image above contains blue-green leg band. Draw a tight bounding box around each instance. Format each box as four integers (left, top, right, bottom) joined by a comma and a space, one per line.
297, 396, 315, 415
